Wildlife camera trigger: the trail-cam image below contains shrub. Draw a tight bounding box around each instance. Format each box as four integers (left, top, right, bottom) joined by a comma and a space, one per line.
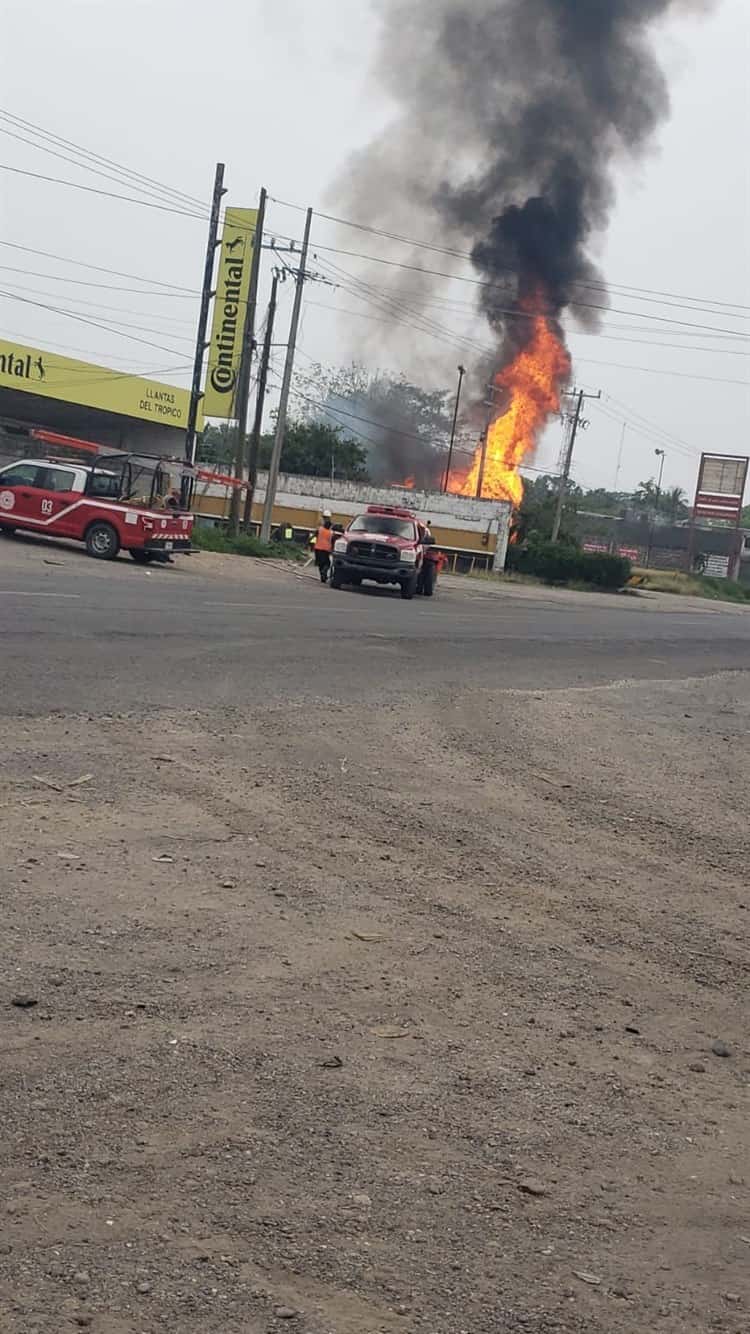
191, 524, 305, 561
508, 539, 631, 589
579, 552, 632, 589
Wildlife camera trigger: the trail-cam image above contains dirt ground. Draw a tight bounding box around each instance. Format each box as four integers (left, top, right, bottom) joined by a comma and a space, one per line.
1, 577, 748, 1332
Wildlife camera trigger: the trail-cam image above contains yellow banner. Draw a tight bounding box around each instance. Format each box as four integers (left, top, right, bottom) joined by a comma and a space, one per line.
0, 338, 194, 430
203, 207, 258, 419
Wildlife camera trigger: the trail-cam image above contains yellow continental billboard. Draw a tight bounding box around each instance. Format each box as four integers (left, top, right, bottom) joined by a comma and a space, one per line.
0, 338, 195, 429
203, 206, 258, 419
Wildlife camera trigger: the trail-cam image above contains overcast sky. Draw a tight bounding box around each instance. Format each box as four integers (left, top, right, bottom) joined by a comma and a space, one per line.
0, 0, 748, 497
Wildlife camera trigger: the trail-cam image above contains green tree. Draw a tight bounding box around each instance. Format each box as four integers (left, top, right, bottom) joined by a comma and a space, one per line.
513, 474, 582, 545
661, 485, 688, 521
258, 420, 369, 481
302, 362, 453, 487
632, 479, 688, 521
198, 422, 235, 469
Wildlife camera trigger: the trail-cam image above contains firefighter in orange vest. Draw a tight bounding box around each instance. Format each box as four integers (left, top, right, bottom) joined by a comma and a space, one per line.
313, 509, 337, 583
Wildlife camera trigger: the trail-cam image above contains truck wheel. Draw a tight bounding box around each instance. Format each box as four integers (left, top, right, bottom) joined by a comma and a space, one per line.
350, 575, 362, 586
85, 521, 120, 560
130, 550, 154, 564
400, 575, 417, 600
330, 568, 343, 589
0, 525, 16, 537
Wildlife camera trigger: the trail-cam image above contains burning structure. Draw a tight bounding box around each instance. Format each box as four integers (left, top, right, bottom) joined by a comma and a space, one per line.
333, 0, 713, 505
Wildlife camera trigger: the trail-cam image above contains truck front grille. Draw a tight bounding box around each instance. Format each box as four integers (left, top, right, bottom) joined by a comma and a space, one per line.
348, 541, 399, 563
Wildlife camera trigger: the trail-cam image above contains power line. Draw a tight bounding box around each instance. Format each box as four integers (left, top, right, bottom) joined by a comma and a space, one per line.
308, 295, 750, 360
0, 162, 207, 219
0, 238, 198, 293
571, 354, 749, 389
269, 195, 750, 317
0, 288, 187, 358
0, 123, 203, 215
0, 261, 197, 297
0, 327, 191, 370
593, 403, 699, 463
0, 108, 207, 211
0, 280, 196, 326
0, 289, 195, 344
302, 239, 750, 340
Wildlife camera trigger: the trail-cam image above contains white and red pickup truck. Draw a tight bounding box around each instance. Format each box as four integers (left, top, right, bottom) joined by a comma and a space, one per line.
0, 453, 194, 562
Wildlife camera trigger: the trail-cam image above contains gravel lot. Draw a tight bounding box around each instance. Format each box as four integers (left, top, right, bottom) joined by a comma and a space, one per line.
1, 544, 748, 1333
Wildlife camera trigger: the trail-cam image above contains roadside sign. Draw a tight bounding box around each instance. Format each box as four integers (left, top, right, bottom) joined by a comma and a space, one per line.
703, 554, 730, 579
693, 453, 748, 524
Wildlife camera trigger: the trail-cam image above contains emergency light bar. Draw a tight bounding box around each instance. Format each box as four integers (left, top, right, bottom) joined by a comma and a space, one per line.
366, 504, 416, 519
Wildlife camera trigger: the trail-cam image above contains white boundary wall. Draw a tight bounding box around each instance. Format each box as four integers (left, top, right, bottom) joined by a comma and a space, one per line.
197, 470, 512, 568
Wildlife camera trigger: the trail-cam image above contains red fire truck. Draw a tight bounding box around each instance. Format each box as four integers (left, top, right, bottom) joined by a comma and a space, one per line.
0, 447, 194, 562
330, 504, 445, 599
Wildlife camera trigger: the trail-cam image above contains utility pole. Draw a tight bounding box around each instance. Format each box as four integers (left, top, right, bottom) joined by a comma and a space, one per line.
645, 447, 666, 568
442, 364, 466, 493
475, 426, 489, 501
613, 421, 626, 493
242, 270, 279, 531
475, 380, 504, 501
229, 187, 267, 534
551, 386, 601, 543
185, 163, 226, 466
260, 207, 313, 544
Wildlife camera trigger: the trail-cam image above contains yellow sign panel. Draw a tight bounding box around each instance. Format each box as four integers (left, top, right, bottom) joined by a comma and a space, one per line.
203, 206, 258, 419
0, 338, 195, 430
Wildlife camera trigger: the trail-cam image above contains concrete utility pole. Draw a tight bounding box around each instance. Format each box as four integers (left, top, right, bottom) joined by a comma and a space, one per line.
184, 163, 226, 466
242, 271, 279, 532
260, 208, 313, 544
645, 447, 666, 569
442, 364, 466, 493
551, 386, 601, 543
613, 421, 626, 493
229, 187, 267, 534
475, 381, 504, 501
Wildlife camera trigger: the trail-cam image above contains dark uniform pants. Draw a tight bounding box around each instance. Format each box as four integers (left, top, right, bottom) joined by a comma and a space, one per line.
315, 550, 331, 582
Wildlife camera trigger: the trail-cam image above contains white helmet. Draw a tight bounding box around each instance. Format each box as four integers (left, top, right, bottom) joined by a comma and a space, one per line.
322, 508, 332, 518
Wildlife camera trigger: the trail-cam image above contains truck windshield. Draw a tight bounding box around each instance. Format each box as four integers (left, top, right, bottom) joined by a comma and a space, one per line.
349, 515, 415, 539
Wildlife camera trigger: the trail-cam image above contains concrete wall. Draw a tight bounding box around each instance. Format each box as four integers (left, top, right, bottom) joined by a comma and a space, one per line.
193, 471, 512, 566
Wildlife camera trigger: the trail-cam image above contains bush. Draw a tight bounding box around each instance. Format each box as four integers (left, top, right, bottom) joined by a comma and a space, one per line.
191, 524, 306, 561
508, 539, 631, 590
579, 552, 632, 589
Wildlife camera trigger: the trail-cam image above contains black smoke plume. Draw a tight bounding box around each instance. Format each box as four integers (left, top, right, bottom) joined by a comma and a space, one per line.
332, 0, 712, 440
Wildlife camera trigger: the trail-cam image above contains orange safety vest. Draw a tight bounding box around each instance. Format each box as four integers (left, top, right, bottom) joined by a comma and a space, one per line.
315, 525, 334, 552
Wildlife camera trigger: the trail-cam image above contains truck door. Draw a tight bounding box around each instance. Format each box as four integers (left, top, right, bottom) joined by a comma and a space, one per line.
36, 465, 84, 536
0, 462, 46, 527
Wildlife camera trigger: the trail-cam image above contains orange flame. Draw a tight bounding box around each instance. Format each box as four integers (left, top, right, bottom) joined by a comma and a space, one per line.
455, 312, 570, 506
401, 476, 416, 490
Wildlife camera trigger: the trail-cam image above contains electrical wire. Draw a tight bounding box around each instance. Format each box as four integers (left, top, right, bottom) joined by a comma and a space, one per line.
0, 108, 208, 210
269, 195, 750, 317
0, 239, 198, 293
0, 163, 207, 219
0, 288, 187, 358
0, 280, 197, 327
571, 354, 749, 389
301, 238, 750, 340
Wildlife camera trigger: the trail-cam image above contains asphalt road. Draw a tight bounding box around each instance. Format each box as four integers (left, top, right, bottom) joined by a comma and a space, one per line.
1, 534, 749, 715
3, 533, 749, 1334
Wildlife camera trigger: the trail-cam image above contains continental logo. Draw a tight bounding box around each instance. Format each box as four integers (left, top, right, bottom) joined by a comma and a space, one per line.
0, 350, 46, 382
203, 207, 257, 419
209, 245, 247, 398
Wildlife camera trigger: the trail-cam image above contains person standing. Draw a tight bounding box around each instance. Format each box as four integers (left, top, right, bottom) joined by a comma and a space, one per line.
313, 509, 336, 583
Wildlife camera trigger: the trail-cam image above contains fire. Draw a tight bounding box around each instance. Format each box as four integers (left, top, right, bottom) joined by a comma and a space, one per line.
401, 476, 416, 490
455, 312, 570, 506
